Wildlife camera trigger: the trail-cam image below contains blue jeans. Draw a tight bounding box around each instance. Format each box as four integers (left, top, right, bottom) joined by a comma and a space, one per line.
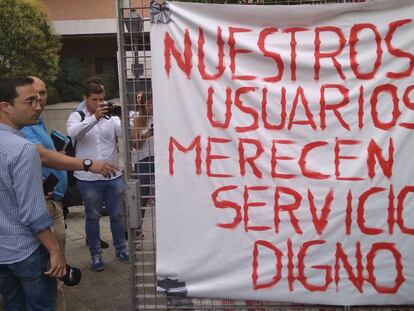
0, 245, 57, 311
77, 177, 126, 256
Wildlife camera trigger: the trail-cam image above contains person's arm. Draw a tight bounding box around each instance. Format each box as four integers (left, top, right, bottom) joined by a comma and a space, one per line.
67, 106, 110, 140
67, 110, 98, 140
36, 145, 117, 177
133, 115, 153, 149
13, 144, 53, 232
35, 229, 66, 278
12, 144, 66, 278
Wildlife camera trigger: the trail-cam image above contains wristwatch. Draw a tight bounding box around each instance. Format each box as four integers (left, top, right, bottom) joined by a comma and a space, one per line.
83, 159, 93, 171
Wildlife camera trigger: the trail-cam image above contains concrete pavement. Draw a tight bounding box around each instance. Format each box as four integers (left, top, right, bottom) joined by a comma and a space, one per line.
63, 206, 132, 311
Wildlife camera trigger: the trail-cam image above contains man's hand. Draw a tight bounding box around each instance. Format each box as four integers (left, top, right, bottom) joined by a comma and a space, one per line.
35, 229, 66, 279
94, 104, 109, 120
45, 247, 66, 279
90, 160, 118, 178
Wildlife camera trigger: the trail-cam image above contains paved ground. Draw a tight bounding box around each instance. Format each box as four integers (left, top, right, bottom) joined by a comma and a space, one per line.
63, 206, 132, 311
0, 206, 132, 311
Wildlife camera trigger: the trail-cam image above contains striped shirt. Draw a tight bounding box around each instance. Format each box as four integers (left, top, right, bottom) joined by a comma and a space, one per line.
0, 124, 53, 264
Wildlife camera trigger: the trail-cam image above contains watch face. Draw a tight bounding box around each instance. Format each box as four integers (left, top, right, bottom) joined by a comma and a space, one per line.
84, 159, 92, 166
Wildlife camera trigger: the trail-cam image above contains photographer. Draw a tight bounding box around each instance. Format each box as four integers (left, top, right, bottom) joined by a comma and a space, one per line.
67, 83, 128, 272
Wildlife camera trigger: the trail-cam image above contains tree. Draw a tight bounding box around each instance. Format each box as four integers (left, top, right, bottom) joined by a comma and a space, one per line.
54, 58, 120, 102
0, 0, 61, 85
54, 57, 87, 102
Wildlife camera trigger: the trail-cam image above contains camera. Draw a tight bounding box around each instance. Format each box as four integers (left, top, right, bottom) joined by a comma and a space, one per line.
104, 101, 122, 118
61, 265, 82, 286
45, 262, 82, 286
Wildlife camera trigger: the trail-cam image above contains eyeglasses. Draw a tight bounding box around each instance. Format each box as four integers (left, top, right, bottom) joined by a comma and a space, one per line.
23, 96, 40, 108
7, 96, 41, 109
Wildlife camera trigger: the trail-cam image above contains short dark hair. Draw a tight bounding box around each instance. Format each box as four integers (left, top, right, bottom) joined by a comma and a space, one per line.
0, 77, 34, 103
83, 76, 105, 87
83, 82, 104, 97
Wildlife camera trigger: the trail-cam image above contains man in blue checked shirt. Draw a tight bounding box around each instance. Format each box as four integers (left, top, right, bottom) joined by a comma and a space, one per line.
0, 77, 66, 310
21, 76, 118, 311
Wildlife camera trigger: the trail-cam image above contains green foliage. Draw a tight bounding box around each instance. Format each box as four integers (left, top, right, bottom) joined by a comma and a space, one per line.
0, 0, 61, 85
54, 57, 88, 102
53, 58, 119, 103
46, 85, 61, 105
94, 73, 119, 100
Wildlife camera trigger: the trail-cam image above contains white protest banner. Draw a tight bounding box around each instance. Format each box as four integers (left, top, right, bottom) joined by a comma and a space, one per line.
151, 0, 414, 305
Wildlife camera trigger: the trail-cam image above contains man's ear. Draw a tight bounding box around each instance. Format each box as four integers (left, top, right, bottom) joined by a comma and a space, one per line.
0, 101, 10, 114
83, 95, 87, 101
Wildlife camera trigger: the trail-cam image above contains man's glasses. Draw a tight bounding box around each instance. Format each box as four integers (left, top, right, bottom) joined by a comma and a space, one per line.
23, 96, 40, 108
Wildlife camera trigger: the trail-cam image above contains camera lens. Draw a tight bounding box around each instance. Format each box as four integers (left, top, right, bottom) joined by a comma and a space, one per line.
61, 265, 82, 287
44, 261, 82, 286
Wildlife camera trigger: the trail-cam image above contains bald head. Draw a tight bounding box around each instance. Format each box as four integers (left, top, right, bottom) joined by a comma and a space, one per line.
29, 76, 47, 109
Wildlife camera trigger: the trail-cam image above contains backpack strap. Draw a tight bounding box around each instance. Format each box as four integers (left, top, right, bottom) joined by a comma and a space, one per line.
73, 110, 86, 151
77, 110, 85, 122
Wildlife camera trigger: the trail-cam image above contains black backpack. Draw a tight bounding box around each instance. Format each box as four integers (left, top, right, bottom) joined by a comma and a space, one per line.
62, 111, 85, 214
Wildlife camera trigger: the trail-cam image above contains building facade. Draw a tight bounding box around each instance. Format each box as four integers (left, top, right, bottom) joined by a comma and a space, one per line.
40, 0, 150, 86
40, 0, 118, 77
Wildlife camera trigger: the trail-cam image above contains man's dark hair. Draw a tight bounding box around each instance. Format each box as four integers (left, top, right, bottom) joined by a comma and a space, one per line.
83, 82, 104, 97
0, 77, 34, 103
83, 76, 105, 88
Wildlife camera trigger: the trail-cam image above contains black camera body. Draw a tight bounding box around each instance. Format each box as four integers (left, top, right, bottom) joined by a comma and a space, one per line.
61, 265, 82, 286
45, 262, 82, 286
105, 101, 122, 118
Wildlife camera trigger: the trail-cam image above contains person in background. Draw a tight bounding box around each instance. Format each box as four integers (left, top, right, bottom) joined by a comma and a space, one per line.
132, 92, 154, 248
0, 77, 66, 310
129, 92, 143, 175
67, 83, 129, 272
74, 76, 111, 248
20, 76, 117, 310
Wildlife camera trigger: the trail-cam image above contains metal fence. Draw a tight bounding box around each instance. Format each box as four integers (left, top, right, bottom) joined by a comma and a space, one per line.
115, 0, 414, 310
